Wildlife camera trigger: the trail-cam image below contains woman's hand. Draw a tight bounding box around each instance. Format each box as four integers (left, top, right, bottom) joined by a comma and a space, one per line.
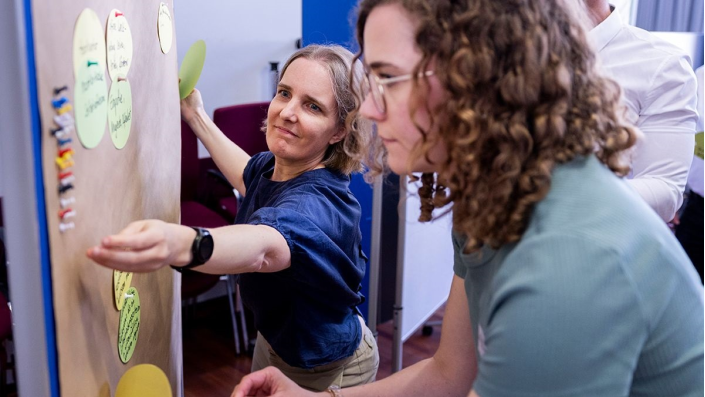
86, 220, 195, 273
231, 367, 320, 397
180, 88, 205, 124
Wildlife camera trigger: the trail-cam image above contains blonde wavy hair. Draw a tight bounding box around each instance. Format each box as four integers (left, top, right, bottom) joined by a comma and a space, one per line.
353, 0, 637, 252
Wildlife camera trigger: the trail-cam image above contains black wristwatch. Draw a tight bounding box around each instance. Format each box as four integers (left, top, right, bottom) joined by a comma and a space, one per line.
173, 227, 214, 272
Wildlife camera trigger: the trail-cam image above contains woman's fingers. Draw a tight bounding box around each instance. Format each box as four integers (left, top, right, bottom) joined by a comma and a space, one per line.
231, 367, 312, 397
87, 243, 169, 273
99, 220, 167, 250
101, 226, 163, 251
231, 368, 277, 397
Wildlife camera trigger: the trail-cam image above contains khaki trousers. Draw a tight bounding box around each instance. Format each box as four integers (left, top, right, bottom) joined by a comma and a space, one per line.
251, 316, 379, 392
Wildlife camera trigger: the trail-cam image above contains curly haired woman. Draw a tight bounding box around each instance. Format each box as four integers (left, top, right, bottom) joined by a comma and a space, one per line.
234, 0, 704, 396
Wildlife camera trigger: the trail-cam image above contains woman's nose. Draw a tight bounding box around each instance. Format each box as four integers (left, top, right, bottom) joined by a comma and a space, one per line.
359, 92, 383, 121
279, 101, 298, 122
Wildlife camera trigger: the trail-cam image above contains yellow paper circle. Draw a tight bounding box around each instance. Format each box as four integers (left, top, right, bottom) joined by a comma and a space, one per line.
113, 270, 134, 311
73, 9, 106, 78
157, 3, 173, 54
118, 286, 140, 363
115, 364, 171, 397
106, 9, 133, 81
108, 79, 133, 149
74, 62, 108, 149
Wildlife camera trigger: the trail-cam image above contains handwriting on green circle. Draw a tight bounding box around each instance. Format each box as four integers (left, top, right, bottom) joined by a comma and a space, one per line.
113, 270, 133, 311
118, 286, 141, 363
108, 79, 133, 149
106, 9, 133, 81
74, 64, 107, 149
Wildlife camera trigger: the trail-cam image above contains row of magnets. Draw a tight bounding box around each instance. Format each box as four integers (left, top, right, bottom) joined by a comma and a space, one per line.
52, 85, 76, 233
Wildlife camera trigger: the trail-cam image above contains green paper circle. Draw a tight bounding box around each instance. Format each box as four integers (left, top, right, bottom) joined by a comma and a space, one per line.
106, 9, 134, 81
74, 64, 108, 149
108, 79, 133, 149
73, 8, 107, 78
178, 40, 206, 99
118, 286, 141, 363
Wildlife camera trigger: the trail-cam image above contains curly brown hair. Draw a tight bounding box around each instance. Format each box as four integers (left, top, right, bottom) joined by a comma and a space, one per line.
353, 0, 637, 252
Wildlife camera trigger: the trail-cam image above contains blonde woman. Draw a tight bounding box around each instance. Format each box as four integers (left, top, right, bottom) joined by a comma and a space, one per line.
88, 45, 379, 391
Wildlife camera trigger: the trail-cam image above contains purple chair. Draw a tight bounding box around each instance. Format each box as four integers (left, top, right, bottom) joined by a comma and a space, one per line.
180, 120, 248, 354
0, 237, 13, 394
201, 102, 270, 222
213, 102, 270, 156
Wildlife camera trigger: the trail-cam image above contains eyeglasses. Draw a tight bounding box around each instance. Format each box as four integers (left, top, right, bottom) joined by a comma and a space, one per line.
362, 70, 435, 114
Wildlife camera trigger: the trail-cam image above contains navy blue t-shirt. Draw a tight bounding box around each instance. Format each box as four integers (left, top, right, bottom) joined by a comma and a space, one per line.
236, 152, 367, 369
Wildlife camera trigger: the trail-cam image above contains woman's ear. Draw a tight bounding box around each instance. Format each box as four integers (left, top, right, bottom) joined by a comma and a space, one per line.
329, 126, 347, 145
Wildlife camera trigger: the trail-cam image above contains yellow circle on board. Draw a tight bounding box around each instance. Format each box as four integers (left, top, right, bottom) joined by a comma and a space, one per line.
113, 270, 134, 311
106, 9, 134, 81
118, 286, 140, 363
157, 3, 173, 54
108, 79, 133, 150
74, 63, 108, 149
73, 8, 107, 78
115, 364, 172, 397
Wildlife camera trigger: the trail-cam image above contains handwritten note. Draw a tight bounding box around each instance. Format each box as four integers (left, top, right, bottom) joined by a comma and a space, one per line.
73, 9, 106, 78
74, 63, 107, 148
118, 286, 141, 363
108, 79, 133, 149
113, 270, 134, 311
115, 364, 172, 397
157, 3, 173, 54
106, 10, 133, 81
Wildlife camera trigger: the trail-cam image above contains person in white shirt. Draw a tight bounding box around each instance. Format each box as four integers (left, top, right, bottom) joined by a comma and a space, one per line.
584, 0, 698, 222
676, 65, 703, 281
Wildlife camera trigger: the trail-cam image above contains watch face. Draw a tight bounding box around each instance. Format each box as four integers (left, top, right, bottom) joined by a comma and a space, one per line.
198, 233, 214, 263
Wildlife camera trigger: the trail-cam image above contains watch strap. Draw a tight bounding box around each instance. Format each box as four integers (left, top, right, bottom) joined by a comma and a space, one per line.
172, 227, 211, 272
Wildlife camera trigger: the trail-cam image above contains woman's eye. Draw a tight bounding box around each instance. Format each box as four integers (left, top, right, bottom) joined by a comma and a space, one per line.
309, 103, 321, 112
278, 89, 290, 98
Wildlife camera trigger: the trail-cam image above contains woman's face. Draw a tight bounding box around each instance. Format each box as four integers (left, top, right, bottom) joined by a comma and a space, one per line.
266, 58, 344, 167
359, 3, 447, 174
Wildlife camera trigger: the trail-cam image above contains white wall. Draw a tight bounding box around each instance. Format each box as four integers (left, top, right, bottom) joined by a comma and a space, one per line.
400, 177, 455, 341
174, 0, 302, 158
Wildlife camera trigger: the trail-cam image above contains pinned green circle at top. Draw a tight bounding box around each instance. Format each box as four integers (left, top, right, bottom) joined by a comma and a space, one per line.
73, 8, 107, 78
178, 40, 206, 99
106, 9, 134, 81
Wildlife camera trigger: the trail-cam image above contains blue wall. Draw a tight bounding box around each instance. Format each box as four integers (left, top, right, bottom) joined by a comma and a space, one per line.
302, 0, 374, 320
302, 0, 359, 52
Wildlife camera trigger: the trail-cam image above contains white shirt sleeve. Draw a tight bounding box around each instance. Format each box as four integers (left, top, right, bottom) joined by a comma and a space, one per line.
627, 54, 697, 221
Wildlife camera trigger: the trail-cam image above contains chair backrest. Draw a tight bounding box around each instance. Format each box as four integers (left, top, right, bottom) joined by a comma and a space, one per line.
0, 289, 10, 341
181, 120, 200, 202
213, 102, 270, 156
